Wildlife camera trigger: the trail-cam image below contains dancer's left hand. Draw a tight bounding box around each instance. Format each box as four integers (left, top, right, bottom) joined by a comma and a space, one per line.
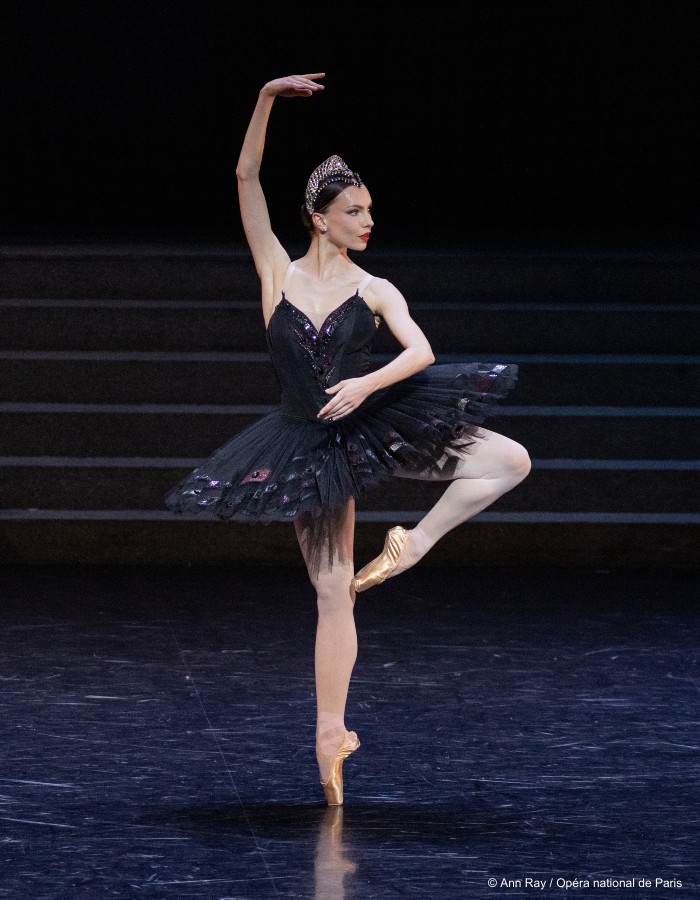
317, 378, 372, 421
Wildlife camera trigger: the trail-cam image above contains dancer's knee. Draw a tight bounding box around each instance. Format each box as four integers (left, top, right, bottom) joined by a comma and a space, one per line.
455, 433, 531, 484
315, 567, 355, 617
503, 440, 532, 484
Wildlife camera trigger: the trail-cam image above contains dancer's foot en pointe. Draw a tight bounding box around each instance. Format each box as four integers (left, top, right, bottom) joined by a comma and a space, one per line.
352, 526, 408, 592
352, 524, 434, 592
317, 730, 361, 806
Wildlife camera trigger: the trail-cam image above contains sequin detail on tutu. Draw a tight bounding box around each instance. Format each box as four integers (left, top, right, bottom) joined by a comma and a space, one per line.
280, 292, 363, 388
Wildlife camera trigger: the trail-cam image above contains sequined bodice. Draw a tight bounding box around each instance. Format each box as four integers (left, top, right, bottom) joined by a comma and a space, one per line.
265, 292, 378, 419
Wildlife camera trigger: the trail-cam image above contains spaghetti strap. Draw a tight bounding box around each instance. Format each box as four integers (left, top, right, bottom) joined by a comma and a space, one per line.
357, 272, 374, 296
282, 260, 296, 295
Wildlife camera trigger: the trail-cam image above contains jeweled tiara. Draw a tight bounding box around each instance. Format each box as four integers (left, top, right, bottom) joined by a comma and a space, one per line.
304, 155, 363, 215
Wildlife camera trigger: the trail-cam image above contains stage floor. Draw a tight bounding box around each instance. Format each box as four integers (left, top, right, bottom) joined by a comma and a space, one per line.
2, 564, 697, 898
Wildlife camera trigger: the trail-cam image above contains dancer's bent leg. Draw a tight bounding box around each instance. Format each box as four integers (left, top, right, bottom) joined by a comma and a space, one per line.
389, 428, 531, 576
295, 498, 358, 783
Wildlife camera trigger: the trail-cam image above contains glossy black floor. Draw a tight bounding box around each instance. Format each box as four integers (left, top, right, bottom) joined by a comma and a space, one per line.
2, 563, 698, 899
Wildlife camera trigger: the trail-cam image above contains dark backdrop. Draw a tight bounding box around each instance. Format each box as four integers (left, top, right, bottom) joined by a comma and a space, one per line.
2, 1, 698, 245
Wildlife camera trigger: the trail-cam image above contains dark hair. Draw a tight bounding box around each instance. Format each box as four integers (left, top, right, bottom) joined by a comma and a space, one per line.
300, 181, 361, 233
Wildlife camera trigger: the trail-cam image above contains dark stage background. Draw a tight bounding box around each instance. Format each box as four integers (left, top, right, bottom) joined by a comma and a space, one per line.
2, 0, 698, 246
1, 10, 697, 892
0, 1, 698, 570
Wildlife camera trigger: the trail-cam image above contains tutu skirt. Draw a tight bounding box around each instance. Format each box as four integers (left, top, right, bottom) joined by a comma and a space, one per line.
165, 361, 517, 573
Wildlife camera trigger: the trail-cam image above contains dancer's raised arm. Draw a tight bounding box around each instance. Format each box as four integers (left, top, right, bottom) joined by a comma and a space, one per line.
235, 74, 325, 310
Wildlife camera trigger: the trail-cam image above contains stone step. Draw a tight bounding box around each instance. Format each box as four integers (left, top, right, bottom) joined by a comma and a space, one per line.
0, 357, 695, 406
0, 519, 696, 567
2, 244, 699, 302
1, 299, 698, 354
1, 463, 696, 514
2, 243, 696, 570
0, 409, 695, 459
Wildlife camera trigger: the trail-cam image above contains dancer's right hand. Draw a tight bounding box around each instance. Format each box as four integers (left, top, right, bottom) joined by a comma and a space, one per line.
261, 73, 325, 98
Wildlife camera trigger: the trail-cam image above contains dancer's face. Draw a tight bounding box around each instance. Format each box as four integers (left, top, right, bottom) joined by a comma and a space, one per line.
319, 185, 373, 250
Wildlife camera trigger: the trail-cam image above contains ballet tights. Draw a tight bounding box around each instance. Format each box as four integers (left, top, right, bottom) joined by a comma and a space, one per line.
295, 501, 358, 784
389, 428, 531, 578
314, 575, 357, 783
294, 432, 531, 783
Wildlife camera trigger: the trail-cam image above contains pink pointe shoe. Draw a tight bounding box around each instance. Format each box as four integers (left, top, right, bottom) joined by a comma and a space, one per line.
352, 526, 409, 593
319, 731, 361, 806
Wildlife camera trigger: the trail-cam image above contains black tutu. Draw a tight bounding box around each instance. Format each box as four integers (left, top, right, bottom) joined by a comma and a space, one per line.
165, 291, 518, 574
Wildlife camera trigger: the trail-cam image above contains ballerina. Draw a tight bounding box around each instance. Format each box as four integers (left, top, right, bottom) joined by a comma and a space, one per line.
166, 72, 530, 804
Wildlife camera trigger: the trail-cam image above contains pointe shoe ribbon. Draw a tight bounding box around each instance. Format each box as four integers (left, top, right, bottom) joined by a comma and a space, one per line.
352, 525, 409, 593
320, 731, 361, 806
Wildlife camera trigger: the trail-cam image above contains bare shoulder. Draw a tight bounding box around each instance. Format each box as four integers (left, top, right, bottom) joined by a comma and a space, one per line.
364, 276, 409, 317
362, 275, 431, 353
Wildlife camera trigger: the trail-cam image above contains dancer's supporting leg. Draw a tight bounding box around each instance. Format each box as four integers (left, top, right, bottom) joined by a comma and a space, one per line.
295, 497, 359, 784
389, 428, 531, 575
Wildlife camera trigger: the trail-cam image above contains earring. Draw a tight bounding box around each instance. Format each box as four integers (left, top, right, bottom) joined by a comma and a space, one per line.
321, 227, 327, 234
